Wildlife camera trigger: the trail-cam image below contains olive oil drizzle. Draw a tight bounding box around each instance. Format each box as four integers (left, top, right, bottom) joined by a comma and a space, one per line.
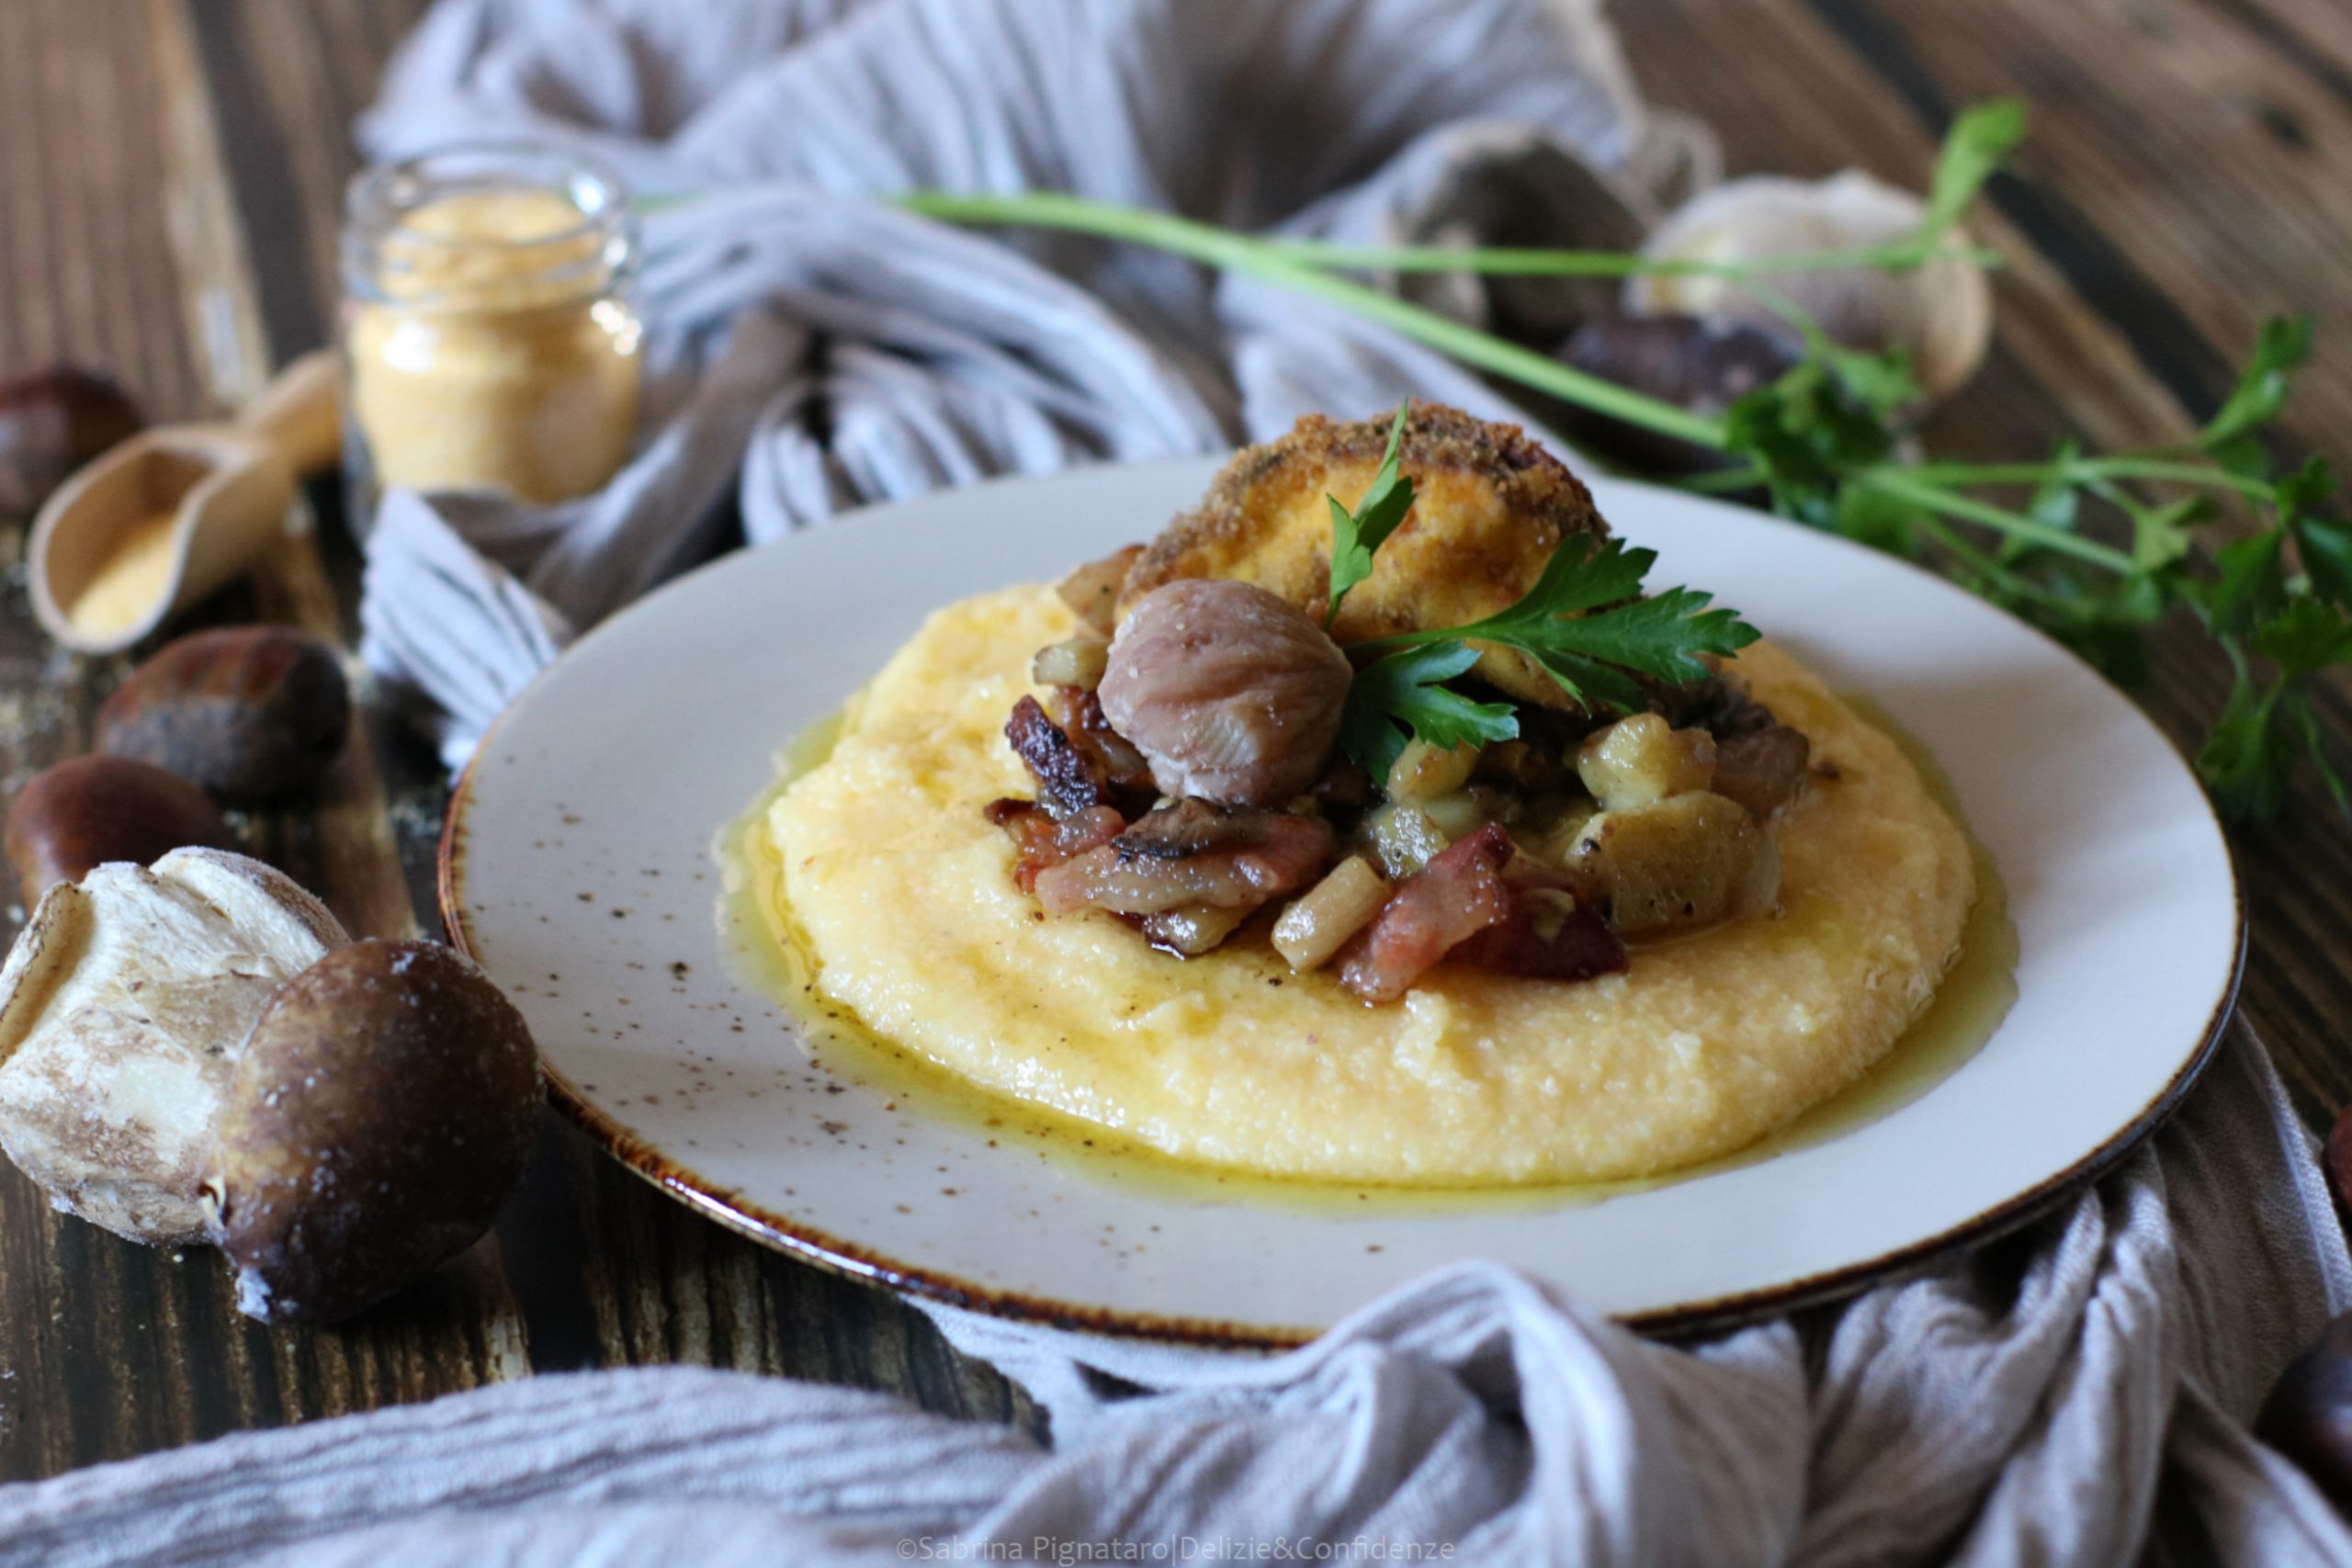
718, 699, 2016, 1216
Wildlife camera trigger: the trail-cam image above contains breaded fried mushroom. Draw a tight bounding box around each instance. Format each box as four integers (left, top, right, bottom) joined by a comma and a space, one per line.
1119, 405, 1608, 711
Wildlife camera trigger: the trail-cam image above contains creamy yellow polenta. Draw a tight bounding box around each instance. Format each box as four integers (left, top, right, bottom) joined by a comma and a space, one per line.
764, 585, 1974, 1185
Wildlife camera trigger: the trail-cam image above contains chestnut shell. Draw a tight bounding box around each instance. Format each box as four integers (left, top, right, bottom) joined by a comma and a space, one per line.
98, 626, 351, 804
0, 365, 144, 517
3, 755, 233, 907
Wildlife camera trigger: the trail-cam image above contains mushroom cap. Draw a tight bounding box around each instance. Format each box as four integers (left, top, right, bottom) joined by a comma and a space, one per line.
1627, 170, 1993, 401
204, 938, 540, 1323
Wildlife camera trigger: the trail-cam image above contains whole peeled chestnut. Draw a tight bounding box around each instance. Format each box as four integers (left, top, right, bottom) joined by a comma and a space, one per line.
2256, 1311, 2352, 1511
1099, 579, 1352, 807
4, 754, 233, 907
203, 939, 542, 1324
0, 366, 144, 517
99, 627, 352, 804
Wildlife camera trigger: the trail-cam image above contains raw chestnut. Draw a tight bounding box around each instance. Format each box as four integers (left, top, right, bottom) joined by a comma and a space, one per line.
98, 626, 351, 804
0, 365, 144, 517
2256, 1311, 2352, 1511
4, 755, 233, 907
1098, 578, 1352, 807
203, 939, 541, 1324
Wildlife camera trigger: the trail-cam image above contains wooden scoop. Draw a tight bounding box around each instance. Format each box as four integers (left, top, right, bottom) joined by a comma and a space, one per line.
29, 350, 342, 655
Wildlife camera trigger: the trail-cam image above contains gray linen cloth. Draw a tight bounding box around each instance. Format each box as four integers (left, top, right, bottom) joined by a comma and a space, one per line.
353, 0, 1663, 764
4, 1, 2346, 1562
0, 1030, 2346, 1564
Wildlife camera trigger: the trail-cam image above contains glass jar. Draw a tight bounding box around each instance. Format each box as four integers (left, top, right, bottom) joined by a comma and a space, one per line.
340, 144, 642, 530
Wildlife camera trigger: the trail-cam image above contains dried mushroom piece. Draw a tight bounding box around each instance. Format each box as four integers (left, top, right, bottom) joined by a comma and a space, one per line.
0, 848, 347, 1244
1627, 171, 1993, 402
1570, 791, 1781, 938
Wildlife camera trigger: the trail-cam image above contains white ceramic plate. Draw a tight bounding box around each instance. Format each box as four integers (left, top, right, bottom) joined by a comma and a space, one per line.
442, 460, 2242, 1344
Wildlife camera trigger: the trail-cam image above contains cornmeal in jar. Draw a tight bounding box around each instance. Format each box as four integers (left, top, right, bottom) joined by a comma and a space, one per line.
345, 177, 640, 507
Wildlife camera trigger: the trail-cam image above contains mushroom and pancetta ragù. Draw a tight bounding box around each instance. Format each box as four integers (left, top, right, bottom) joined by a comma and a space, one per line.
986, 403, 1815, 1005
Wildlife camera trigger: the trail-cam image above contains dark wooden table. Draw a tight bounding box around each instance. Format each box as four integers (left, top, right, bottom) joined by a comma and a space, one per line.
0, 0, 2346, 1482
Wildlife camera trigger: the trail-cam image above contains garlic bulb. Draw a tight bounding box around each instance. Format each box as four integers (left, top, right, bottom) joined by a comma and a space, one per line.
1625, 171, 1992, 401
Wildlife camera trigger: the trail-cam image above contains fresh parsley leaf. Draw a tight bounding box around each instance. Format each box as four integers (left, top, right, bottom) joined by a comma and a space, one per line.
2018, 439, 2082, 560
1820, 341, 1924, 419
1834, 482, 1919, 556
2204, 313, 2313, 449
2290, 694, 2352, 822
1509, 531, 1655, 616
1483, 588, 1754, 708
1338, 642, 1519, 783
2210, 434, 2273, 484
1430, 536, 1761, 712
1722, 359, 1900, 529
2254, 596, 2352, 675
2198, 659, 2293, 823
2127, 495, 2208, 573
2297, 514, 2352, 611
2278, 459, 2352, 609
2278, 456, 2334, 511
1439, 543, 1758, 709
1326, 402, 1415, 624
1915, 99, 2027, 251
2014, 570, 2165, 687
2197, 596, 2352, 824
1333, 529, 1756, 771
2196, 528, 2289, 639
2198, 664, 2350, 826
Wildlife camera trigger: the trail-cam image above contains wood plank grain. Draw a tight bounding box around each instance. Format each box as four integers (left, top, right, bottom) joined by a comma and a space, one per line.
2205, 0, 2352, 107
198, 0, 1042, 1444
1615, 0, 2352, 1130
0, 0, 228, 1481
1804, 0, 2352, 1126
0, 0, 532, 1479
0, 0, 2340, 1483
1818, 0, 2352, 472
153, 0, 545, 1413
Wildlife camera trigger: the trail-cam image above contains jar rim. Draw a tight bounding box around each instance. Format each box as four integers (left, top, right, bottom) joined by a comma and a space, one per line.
343, 141, 639, 310
345, 141, 632, 251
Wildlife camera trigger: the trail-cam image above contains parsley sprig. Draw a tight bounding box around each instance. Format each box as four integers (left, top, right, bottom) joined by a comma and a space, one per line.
1323, 414, 1759, 780
1337, 643, 1516, 784
1325, 403, 1415, 624
906, 97, 2352, 825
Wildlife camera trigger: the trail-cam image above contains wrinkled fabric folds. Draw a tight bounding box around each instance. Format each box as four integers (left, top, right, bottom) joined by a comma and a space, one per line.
1, 1031, 2343, 1567
350, 0, 1660, 763
17, 1, 2334, 1562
